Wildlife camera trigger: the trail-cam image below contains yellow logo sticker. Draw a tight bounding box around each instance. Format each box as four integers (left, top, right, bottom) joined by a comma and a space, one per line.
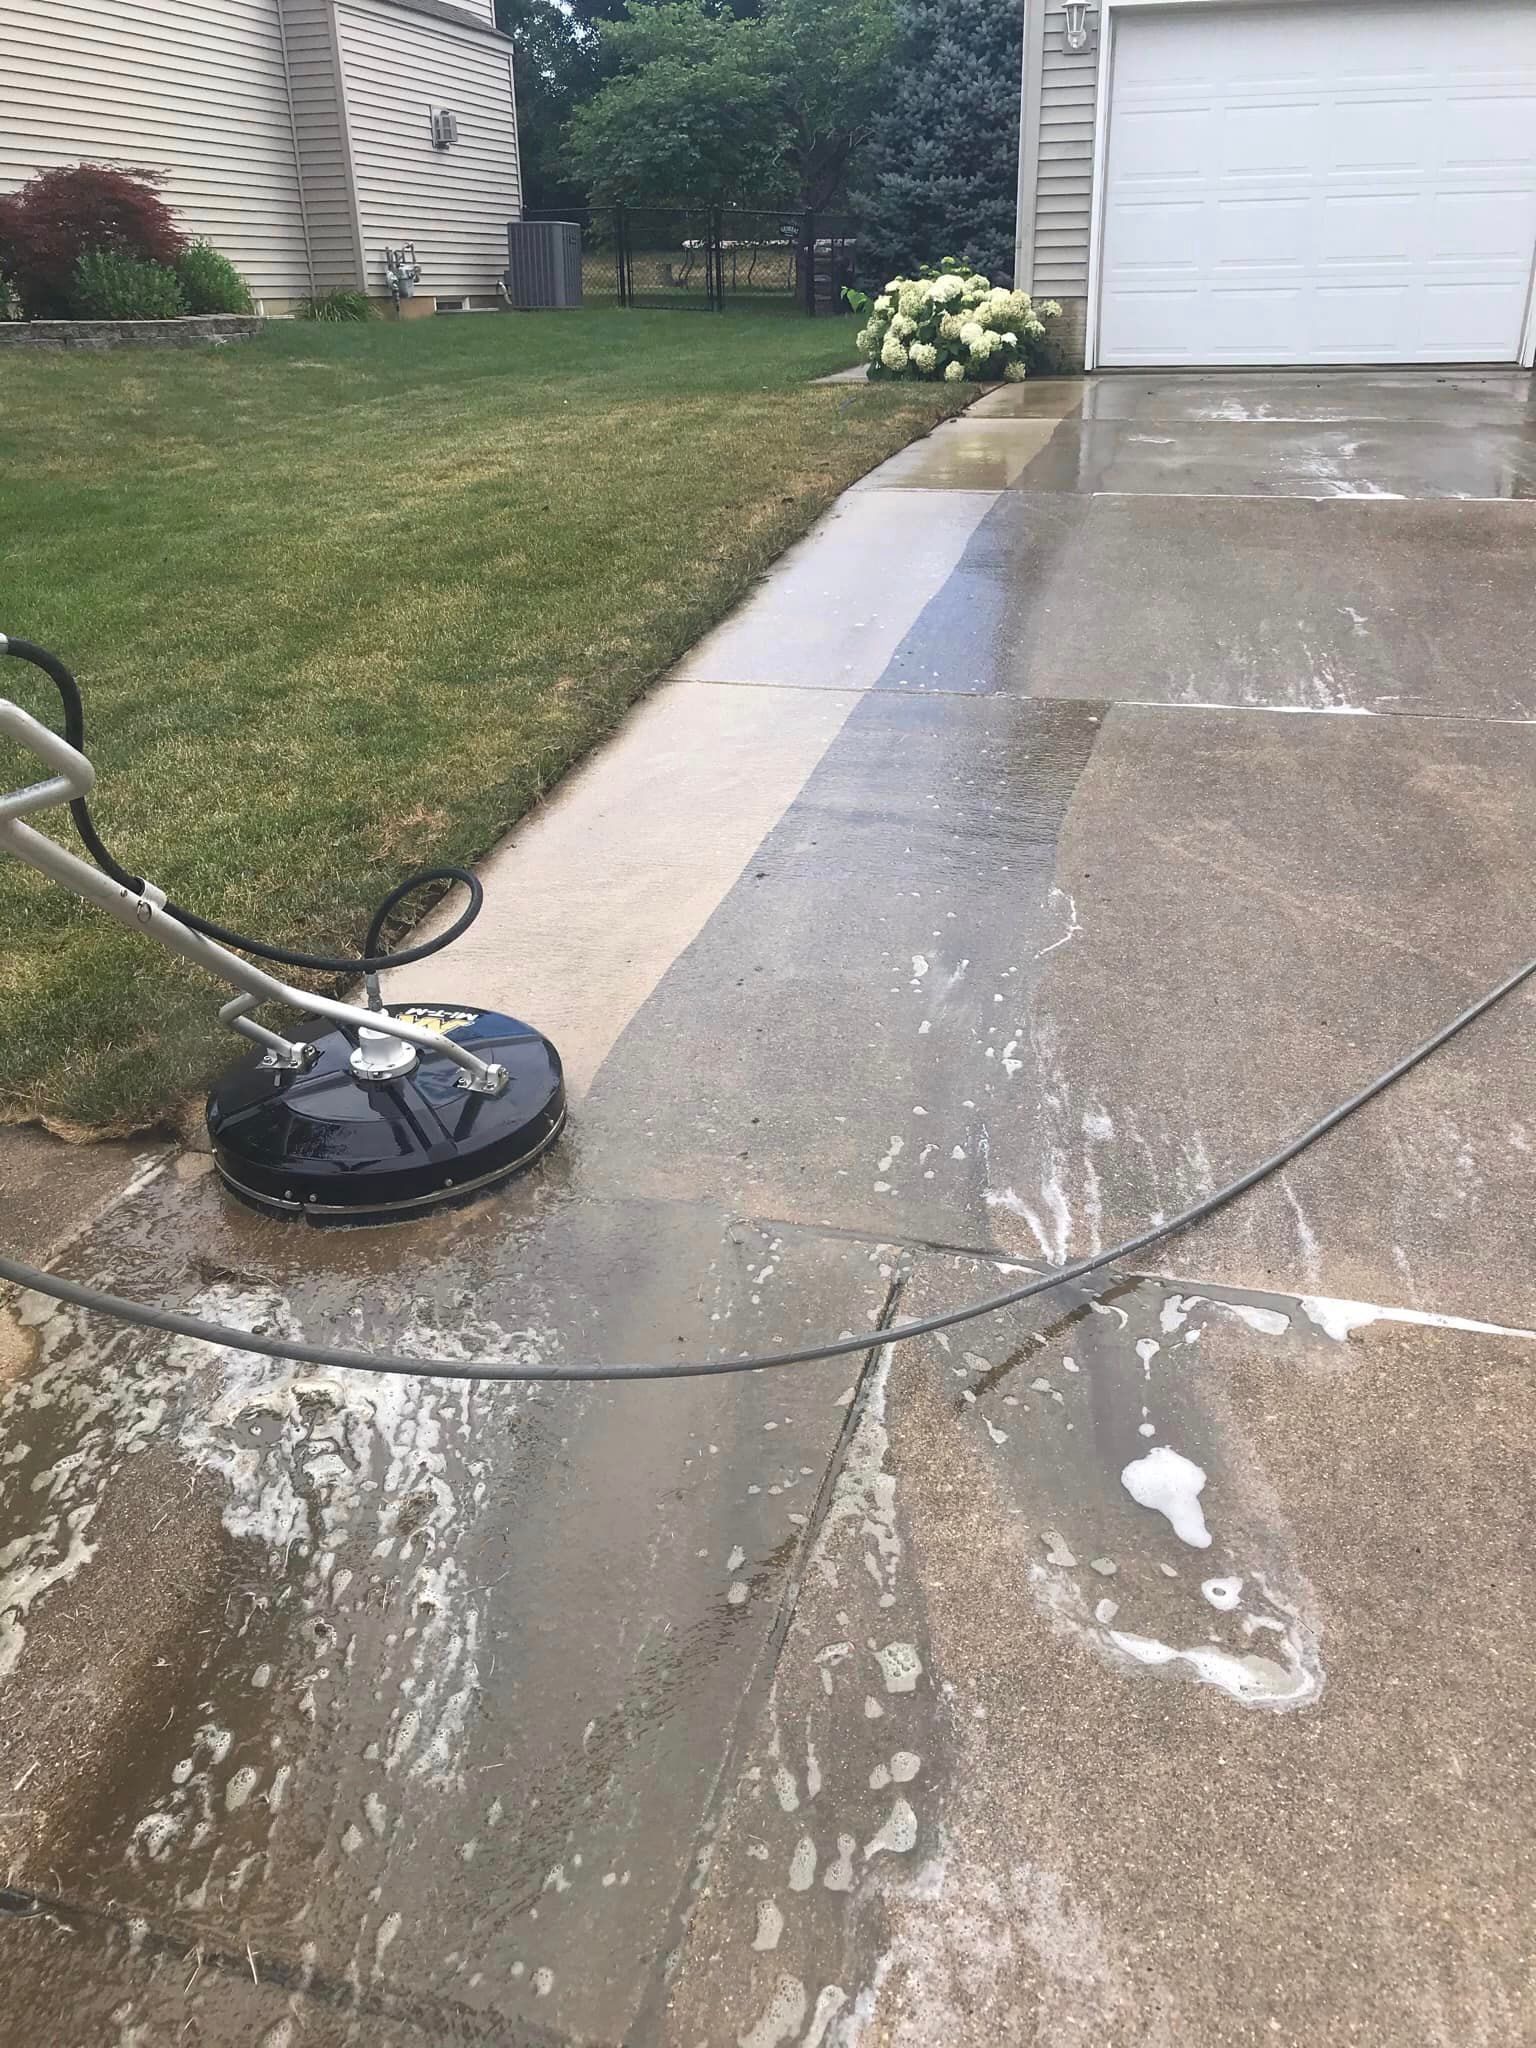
391, 1005, 478, 1037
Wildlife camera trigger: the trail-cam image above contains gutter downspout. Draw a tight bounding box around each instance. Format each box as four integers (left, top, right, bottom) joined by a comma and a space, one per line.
276, 0, 319, 300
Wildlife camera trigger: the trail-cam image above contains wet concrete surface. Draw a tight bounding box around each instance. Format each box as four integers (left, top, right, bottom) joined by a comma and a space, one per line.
4, 368, 1536, 2044
879, 417, 1536, 501
972, 368, 1536, 428
0, 1125, 166, 1268
0, 1168, 894, 2044
878, 494, 1536, 716
667, 1262, 1536, 2046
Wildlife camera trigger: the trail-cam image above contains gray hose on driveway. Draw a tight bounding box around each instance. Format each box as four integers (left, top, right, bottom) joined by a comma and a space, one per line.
3, 947, 1534, 1381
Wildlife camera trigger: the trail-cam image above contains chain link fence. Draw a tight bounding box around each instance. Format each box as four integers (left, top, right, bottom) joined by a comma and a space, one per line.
527, 206, 858, 315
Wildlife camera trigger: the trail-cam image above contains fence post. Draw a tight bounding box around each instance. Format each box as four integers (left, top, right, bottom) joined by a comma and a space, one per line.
615, 204, 630, 307
803, 210, 816, 317
709, 207, 723, 312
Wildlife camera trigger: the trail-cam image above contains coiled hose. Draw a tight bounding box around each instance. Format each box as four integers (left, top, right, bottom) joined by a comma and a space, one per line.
3, 636, 482, 974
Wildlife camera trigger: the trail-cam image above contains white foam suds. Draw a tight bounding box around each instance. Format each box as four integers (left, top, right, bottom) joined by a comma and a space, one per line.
1120, 1446, 1211, 1548
753, 1899, 784, 1951
1215, 1301, 1290, 1337
1300, 1295, 1536, 1344
740, 1973, 807, 2048
823, 1834, 857, 1892
789, 1834, 817, 1890
864, 1797, 918, 1859
1123, 699, 1375, 718
1106, 1627, 1318, 1708
803, 1985, 849, 2047
877, 1641, 922, 1694
1201, 1576, 1243, 1612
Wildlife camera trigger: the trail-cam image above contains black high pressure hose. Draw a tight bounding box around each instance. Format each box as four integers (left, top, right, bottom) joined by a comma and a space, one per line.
2, 637, 482, 975
3, 638, 1535, 1382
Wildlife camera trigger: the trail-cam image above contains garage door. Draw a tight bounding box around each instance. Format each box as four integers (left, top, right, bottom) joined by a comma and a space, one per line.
1095, 1, 1536, 367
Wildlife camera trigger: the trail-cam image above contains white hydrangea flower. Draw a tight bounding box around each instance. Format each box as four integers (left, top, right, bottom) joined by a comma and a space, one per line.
1001, 332, 1017, 347
854, 325, 871, 353
1004, 360, 1029, 382
897, 283, 926, 318
938, 312, 965, 342
889, 312, 917, 339
880, 334, 909, 371
873, 294, 892, 315
909, 340, 938, 373
943, 360, 966, 383
958, 320, 984, 348
965, 274, 990, 294
931, 274, 964, 303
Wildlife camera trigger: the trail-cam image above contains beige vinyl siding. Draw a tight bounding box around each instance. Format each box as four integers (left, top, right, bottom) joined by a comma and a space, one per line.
280, 0, 363, 290
1030, 7, 1098, 299
0, 0, 310, 299
336, 0, 520, 297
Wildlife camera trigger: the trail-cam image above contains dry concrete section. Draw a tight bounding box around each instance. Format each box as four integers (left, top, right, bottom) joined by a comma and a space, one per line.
2, 369, 1535, 2045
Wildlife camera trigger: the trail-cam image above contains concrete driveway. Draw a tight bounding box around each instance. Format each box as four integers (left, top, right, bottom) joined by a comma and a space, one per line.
2, 369, 1534, 2047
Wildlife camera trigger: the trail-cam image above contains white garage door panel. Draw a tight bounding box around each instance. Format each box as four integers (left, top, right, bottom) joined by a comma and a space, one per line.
1097, 2, 1536, 367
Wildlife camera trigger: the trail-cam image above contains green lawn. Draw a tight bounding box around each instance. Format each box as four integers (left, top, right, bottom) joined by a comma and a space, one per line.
0, 310, 963, 1131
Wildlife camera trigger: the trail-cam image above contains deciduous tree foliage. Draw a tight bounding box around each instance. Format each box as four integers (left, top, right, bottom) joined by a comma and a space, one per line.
496, 0, 601, 213
851, 0, 1024, 286
564, 0, 894, 208
0, 164, 184, 317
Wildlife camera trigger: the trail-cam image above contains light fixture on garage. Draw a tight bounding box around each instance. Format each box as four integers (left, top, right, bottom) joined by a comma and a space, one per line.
1062, 2, 1096, 53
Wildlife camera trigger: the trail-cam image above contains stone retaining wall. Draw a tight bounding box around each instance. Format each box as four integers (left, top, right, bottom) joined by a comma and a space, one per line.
0, 316, 265, 352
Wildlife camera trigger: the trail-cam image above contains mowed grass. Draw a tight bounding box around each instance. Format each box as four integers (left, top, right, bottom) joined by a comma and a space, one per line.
0, 311, 964, 1130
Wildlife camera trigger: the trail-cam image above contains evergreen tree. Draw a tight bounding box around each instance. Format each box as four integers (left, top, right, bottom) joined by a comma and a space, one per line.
852, 0, 1023, 287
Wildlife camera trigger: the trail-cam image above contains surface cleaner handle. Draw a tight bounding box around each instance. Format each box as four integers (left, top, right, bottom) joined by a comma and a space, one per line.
0, 693, 97, 824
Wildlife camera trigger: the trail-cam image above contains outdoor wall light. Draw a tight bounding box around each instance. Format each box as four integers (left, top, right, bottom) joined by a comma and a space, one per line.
1063, 3, 1097, 53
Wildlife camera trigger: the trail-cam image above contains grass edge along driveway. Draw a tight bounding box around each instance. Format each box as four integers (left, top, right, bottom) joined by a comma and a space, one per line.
0, 311, 965, 1131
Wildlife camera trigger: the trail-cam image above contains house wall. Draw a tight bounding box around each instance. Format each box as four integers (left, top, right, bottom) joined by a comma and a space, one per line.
0, 0, 312, 301
1031, 8, 1098, 305
335, 0, 520, 299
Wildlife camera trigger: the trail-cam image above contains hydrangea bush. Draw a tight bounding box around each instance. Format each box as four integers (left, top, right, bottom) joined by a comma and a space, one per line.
848, 256, 1060, 382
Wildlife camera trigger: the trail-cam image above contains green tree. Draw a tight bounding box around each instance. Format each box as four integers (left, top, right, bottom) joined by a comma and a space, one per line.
565, 0, 894, 208
496, 0, 601, 212
851, 0, 1023, 286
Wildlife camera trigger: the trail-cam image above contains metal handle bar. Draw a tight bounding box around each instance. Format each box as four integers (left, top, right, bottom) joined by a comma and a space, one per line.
0, 694, 505, 1093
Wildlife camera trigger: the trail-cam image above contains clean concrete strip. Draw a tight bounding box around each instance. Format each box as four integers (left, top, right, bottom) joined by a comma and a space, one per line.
673, 488, 999, 690
385, 678, 861, 1097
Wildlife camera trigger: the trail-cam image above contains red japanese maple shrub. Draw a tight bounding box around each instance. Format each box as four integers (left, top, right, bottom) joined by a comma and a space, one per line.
0, 164, 185, 318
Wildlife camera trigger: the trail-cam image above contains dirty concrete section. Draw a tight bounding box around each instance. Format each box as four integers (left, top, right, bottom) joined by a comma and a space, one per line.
4, 367, 1536, 2044
0, 1161, 894, 2044
667, 1261, 1536, 2047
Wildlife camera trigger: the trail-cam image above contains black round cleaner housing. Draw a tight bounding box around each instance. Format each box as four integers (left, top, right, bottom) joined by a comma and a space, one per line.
208, 1005, 566, 1223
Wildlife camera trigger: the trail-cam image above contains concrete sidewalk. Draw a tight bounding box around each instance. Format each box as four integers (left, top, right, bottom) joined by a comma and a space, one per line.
2, 370, 1535, 2047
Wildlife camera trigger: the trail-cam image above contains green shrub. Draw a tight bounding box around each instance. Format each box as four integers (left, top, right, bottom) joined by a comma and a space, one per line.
298, 288, 374, 323
176, 239, 254, 314
70, 247, 186, 320
850, 258, 1060, 382
0, 163, 184, 318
